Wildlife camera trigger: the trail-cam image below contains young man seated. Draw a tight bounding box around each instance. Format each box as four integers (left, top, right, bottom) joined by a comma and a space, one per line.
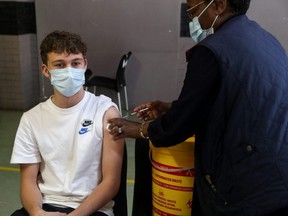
10, 30, 124, 216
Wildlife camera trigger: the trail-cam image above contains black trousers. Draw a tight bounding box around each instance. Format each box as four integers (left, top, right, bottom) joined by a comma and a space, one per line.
11, 204, 108, 216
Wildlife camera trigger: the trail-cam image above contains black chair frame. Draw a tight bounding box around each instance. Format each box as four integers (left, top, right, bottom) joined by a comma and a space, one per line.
84, 52, 132, 117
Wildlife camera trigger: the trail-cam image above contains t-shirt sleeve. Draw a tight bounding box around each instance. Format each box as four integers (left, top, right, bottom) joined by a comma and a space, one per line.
10, 113, 41, 164
94, 95, 118, 139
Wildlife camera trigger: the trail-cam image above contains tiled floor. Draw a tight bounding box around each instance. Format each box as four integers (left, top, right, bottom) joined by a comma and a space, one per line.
0, 109, 136, 216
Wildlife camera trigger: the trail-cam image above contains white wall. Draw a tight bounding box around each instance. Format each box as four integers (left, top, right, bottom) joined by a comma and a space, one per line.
35, 0, 288, 108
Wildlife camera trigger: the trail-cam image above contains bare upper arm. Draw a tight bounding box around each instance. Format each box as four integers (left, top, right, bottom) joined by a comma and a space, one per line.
101, 106, 125, 184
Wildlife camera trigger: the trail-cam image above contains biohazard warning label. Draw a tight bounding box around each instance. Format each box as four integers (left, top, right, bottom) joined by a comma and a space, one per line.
152, 188, 193, 216
152, 166, 193, 216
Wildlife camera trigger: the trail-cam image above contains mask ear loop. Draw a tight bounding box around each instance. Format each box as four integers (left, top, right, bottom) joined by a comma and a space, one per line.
211, 15, 219, 28
198, 0, 215, 18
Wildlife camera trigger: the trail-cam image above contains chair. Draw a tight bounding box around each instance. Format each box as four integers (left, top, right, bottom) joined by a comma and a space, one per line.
84, 68, 93, 82
84, 52, 132, 117
84, 68, 94, 92
113, 142, 128, 216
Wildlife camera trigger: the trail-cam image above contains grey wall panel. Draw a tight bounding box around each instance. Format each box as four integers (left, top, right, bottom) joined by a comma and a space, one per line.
35, 0, 288, 107
248, 0, 288, 53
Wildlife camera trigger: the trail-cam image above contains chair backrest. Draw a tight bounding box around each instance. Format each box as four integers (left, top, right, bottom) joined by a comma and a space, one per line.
84, 68, 93, 87
116, 51, 132, 91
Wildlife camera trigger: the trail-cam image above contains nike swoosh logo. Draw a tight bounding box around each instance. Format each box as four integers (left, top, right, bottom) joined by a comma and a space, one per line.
82, 122, 92, 127
79, 128, 90, 135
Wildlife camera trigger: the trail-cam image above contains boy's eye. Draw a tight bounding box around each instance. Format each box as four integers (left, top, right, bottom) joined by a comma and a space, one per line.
54, 63, 64, 68
72, 61, 82, 67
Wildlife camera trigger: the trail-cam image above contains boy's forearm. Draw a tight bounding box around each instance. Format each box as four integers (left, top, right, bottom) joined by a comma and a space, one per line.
68, 180, 118, 216
20, 182, 44, 216
20, 163, 44, 216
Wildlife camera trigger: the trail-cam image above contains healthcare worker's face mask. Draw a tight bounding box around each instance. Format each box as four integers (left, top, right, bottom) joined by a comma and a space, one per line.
188, 0, 218, 43
49, 67, 85, 97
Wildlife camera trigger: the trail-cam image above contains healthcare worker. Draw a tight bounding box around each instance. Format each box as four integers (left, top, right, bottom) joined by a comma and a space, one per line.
107, 0, 288, 215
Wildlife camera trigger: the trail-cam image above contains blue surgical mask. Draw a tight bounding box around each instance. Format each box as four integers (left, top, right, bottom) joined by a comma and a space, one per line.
189, 0, 218, 43
49, 67, 85, 97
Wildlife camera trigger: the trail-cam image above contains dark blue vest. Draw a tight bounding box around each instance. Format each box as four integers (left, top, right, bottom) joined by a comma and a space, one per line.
193, 15, 288, 215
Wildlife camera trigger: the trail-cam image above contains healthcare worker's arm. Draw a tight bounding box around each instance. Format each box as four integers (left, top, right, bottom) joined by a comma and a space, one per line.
107, 46, 220, 143
133, 101, 172, 122
148, 46, 220, 147
109, 46, 220, 143
68, 106, 124, 216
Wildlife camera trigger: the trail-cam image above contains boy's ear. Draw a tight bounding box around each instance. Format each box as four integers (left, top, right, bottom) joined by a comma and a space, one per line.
41, 64, 50, 78
84, 58, 88, 68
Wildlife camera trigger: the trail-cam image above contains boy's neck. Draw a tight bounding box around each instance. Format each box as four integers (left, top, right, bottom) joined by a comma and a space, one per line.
51, 88, 85, 108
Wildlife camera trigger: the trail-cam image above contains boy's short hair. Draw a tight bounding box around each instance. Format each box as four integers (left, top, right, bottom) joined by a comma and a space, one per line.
40, 30, 87, 65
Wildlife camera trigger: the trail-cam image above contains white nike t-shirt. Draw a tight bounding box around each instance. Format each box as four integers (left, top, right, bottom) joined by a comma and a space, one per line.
11, 91, 117, 216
